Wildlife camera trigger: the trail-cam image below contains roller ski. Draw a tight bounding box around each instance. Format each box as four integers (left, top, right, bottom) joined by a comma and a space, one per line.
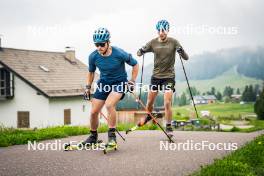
64, 130, 103, 151
103, 129, 118, 154
126, 113, 162, 134
64, 140, 103, 151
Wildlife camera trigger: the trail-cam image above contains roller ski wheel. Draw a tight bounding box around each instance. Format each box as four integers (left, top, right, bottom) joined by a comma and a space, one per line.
103, 141, 117, 154
64, 140, 103, 151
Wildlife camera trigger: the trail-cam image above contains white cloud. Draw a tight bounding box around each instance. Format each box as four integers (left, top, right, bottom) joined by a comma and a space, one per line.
0, 0, 263, 66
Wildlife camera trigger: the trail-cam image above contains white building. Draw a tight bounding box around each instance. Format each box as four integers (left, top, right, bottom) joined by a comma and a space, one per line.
0, 47, 98, 128
191, 95, 217, 105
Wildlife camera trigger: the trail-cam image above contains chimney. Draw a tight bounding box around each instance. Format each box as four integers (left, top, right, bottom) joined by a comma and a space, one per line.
65, 46, 76, 63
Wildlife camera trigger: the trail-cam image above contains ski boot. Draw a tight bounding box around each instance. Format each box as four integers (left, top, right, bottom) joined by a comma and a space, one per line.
103, 129, 117, 154
64, 131, 102, 151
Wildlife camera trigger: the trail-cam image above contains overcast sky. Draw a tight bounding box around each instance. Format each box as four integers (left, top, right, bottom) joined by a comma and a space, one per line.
0, 0, 264, 65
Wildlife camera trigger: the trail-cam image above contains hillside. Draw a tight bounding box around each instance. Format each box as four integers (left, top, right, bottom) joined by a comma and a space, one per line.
138, 46, 264, 83
175, 67, 262, 94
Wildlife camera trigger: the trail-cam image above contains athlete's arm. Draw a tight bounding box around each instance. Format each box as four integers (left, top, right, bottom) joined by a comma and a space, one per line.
178, 47, 189, 60
175, 39, 189, 60
137, 40, 153, 56
131, 63, 139, 82
86, 72, 94, 87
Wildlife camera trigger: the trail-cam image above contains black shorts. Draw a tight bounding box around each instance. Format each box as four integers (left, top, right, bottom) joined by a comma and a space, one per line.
93, 79, 126, 101
150, 76, 175, 92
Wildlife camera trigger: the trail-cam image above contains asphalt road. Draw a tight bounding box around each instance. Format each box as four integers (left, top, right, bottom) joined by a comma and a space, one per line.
0, 130, 263, 176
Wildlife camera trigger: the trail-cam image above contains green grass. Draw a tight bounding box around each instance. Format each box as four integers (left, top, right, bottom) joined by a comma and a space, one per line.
192, 134, 264, 176
173, 103, 255, 119
0, 125, 90, 147
237, 120, 264, 133
173, 103, 264, 132
0, 123, 159, 147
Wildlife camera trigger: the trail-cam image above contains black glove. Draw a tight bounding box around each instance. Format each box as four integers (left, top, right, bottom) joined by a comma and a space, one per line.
137, 48, 145, 56
176, 47, 184, 54
83, 85, 91, 100
126, 80, 135, 93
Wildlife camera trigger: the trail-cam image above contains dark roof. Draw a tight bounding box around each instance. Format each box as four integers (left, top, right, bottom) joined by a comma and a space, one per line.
0, 48, 98, 97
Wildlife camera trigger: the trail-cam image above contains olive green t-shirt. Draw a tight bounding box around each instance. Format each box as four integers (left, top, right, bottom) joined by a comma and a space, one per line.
142, 37, 187, 79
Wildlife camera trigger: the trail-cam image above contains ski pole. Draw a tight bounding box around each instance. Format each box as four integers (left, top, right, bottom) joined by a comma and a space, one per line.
130, 91, 174, 143
138, 53, 145, 109
179, 54, 199, 118
99, 112, 126, 141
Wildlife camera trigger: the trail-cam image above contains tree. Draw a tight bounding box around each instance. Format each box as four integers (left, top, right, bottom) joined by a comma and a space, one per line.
211, 87, 216, 96
186, 86, 200, 99
242, 85, 249, 101
216, 91, 222, 101
236, 88, 240, 95
249, 85, 257, 101
254, 87, 264, 120
179, 93, 187, 106
242, 85, 257, 102
223, 86, 233, 97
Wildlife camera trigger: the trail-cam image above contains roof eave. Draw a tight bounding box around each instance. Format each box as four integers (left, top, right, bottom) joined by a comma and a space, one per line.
0, 60, 50, 98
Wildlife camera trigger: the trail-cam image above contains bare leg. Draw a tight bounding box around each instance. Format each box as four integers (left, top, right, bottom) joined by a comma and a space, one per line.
164, 90, 173, 124
90, 98, 105, 131
146, 91, 158, 112
104, 92, 123, 128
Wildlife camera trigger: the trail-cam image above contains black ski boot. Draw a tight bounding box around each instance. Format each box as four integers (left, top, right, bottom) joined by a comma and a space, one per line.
82, 130, 98, 145
104, 128, 117, 154
64, 130, 101, 151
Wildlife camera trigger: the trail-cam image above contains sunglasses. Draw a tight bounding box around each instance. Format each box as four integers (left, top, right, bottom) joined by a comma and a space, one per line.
95, 42, 106, 47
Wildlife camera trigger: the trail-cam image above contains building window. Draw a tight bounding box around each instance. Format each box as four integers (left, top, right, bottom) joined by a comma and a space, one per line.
0, 68, 14, 99
64, 109, 71, 125
17, 111, 30, 128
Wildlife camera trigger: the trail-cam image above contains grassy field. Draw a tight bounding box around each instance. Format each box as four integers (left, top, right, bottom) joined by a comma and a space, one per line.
173, 102, 264, 132
173, 102, 255, 119
0, 123, 158, 147
192, 134, 264, 176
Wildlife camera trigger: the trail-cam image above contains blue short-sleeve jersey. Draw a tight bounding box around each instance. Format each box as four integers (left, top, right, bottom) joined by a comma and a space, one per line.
88, 46, 137, 82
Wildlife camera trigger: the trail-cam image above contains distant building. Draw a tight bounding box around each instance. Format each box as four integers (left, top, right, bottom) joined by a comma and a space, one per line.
231, 94, 242, 102
191, 95, 217, 105
0, 47, 98, 128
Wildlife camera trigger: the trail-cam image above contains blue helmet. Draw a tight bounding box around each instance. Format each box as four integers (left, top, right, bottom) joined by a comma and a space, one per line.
156, 20, 170, 31
93, 27, 110, 43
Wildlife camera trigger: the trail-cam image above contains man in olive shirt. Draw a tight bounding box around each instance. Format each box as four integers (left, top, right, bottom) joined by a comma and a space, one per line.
137, 20, 189, 136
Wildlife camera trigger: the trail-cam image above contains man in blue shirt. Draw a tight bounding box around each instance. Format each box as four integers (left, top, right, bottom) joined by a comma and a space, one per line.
83, 27, 139, 147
